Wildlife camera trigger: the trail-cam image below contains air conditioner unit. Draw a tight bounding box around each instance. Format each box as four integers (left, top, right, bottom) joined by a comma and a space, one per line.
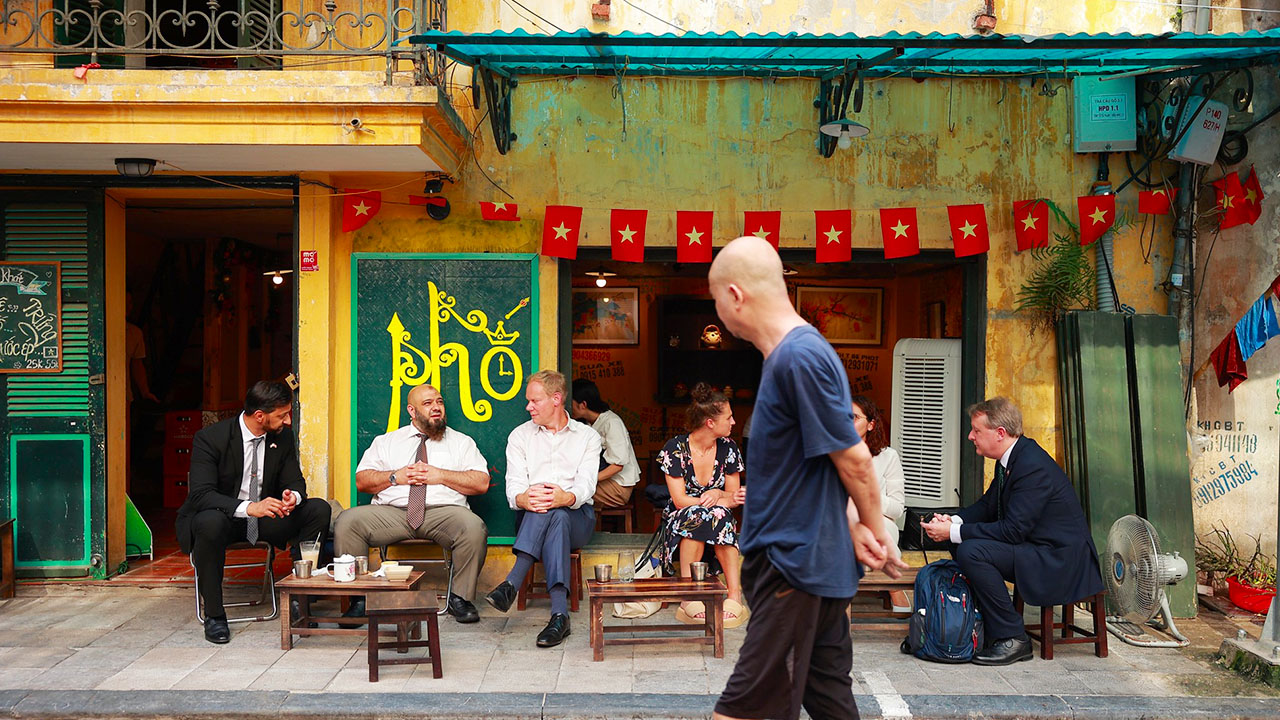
891, 338, 961, 508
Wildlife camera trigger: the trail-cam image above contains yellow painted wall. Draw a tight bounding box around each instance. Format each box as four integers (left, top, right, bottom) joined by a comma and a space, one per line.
309, 73, 1169, 490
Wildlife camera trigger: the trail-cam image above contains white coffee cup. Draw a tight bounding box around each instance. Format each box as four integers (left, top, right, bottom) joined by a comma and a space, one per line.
321, 554, 357, 582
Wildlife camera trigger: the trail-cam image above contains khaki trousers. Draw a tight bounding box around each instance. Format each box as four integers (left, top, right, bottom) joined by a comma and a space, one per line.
334, 503, 487, 600
593, 476, 634, 508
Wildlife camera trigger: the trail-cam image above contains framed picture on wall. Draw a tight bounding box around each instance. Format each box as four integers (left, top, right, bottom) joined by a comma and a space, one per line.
795, 286, 883, 345
572, 287, 640, 345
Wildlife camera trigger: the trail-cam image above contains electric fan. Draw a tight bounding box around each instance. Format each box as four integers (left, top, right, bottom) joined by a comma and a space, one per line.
1105, 514, 1190, 648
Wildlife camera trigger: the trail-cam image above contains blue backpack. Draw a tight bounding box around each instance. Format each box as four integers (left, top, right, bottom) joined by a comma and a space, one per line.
900, 559, 984, 663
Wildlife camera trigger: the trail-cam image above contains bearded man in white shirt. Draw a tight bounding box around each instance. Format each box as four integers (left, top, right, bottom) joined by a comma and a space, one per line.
335, 383, 491, 623
484, 369, 600, 648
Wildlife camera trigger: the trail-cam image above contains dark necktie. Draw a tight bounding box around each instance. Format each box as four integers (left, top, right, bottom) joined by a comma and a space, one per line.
406, 433, 428, 529
246, 436, 264, 544
994, 462, 1006, 520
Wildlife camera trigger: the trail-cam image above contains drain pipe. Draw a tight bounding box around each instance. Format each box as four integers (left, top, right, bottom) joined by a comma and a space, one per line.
1093, 154, 1117, 312
1168, 164, 1197, 317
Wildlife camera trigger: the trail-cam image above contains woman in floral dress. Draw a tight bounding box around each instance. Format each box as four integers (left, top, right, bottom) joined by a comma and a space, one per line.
657, 383, 747, 628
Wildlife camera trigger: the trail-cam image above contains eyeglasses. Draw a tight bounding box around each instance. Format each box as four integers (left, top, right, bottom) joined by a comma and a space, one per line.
852, 413, 866, 421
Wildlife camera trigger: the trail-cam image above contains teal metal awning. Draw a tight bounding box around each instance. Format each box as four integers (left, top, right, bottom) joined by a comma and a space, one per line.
410, 29, 1280, 79
409, 29, 1280, 157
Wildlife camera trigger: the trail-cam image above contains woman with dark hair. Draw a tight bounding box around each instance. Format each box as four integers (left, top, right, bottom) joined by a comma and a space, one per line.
656, 382, 747, 628
850, 393, 908, 609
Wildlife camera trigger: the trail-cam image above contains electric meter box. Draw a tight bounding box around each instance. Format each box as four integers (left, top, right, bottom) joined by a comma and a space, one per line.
1166, 97, 1229, 166
1073, 76, 1137, 153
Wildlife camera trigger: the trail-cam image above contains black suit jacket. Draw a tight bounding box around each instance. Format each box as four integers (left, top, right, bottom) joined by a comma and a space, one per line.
957, 437, 1103, 606
175, 415, 308, 554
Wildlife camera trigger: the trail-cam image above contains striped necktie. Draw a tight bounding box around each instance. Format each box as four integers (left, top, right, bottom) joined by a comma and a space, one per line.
245, 436, 264, 544
406, 433, 429, 529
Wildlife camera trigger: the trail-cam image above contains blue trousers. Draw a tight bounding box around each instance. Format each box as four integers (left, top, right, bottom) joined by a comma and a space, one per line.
513, 506, 594, 592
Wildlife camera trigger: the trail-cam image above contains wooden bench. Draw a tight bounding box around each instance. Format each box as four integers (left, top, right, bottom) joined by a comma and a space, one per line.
1, 518, 14, 600
850, 567, 918, 629
587, 577, 728, 661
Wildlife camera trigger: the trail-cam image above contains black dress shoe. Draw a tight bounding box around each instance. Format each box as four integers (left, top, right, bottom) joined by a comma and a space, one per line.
536, 613, 571, 648
290, 598, 319, 629
204, 615, 230, 644
972, 636, 1033, 666
485, 581, 517, 614
338, 597, 366, 629
447, 594, 481, 623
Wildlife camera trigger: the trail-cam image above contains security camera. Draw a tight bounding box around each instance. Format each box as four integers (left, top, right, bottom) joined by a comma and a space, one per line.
349, 118, 362, 129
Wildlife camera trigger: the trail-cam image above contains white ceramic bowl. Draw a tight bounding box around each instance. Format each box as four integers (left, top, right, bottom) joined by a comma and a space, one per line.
384, 564, 412, 581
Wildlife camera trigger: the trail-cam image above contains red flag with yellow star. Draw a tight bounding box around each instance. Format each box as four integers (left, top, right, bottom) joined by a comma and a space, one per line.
879, 207, 919, 259
743, 211, 781, 249
1137, 188, 1176, 215
1013, 199, 1049, 251
814, 210, 852, 264
341, 190, 381, 232
610, 208, 647, 263
676, 211, 714, 263
1242, 166, 1265, 225
541, 205, 583, 259
947, 204, 989, 257
1077, 195, 1115, 245
479, 201, 520, 221
1212, 172, 1250, 229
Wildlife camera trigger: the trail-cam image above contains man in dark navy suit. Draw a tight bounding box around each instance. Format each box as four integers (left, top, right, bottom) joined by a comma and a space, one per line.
922, 397, 1102, 665
176, 381, 331, 644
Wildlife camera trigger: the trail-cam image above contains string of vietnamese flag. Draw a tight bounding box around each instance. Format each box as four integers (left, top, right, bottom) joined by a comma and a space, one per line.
337, 167, 1264, 248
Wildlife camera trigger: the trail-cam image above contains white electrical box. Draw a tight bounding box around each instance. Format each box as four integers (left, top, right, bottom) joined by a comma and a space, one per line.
1073, 76, 1137, 153
1167, 96, 1229, 166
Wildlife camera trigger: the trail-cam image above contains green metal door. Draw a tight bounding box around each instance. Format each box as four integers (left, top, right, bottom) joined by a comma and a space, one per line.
0, 192, 107, 578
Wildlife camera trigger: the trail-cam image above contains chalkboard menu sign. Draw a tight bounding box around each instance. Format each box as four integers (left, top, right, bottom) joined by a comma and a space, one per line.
0, 261, 61, 373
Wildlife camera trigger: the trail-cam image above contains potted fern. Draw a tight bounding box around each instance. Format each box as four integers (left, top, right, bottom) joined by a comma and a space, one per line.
1015, 200, 1099, 330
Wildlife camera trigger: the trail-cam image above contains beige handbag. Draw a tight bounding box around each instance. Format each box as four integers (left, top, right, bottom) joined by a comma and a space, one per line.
611, 559, 662, 618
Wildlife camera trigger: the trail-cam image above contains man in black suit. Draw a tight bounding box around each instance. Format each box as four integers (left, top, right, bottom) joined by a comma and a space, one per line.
176, 381, 331, 644
922, 397, 1102, 665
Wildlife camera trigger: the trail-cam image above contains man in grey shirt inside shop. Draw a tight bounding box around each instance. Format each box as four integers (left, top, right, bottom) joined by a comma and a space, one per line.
570, 378, 641, 509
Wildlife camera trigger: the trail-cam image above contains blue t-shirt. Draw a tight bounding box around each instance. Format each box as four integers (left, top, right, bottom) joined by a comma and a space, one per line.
740, 325, 861, 598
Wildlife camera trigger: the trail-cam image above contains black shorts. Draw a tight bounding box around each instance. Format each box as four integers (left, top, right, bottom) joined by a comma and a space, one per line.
714, 553, 858, 720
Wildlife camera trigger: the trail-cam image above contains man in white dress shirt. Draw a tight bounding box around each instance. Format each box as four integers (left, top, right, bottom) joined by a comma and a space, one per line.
334, 383, 490, 623
484, 369, 600, 648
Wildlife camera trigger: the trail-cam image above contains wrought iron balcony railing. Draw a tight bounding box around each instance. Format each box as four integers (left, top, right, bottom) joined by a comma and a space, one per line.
1, 0, 447, 85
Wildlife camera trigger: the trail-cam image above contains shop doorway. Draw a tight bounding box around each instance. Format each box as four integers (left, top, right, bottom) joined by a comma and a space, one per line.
123, 198, 295, 560
567, 249, 985, 536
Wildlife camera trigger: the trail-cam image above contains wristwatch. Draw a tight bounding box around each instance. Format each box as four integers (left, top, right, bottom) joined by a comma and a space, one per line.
389, 472, 398, 486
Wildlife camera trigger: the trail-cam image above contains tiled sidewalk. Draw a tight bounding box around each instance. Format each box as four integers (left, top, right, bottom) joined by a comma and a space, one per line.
1, 582, 1276, 704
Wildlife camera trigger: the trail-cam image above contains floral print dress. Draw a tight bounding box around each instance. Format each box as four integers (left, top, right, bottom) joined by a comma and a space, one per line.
656, 434, 743, 575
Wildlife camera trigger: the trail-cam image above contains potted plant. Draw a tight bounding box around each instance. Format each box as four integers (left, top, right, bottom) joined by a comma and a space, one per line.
1197, 524, 1277, 613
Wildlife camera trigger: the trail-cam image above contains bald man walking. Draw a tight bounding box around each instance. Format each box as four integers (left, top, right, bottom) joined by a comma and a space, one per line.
708, 236, 907, 720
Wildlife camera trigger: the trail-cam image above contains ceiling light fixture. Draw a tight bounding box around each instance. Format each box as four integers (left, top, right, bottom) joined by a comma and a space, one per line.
114, 158, 157, 178
585, 267, 616, 288
818, 119, 870, 149
263, 269, 294, 286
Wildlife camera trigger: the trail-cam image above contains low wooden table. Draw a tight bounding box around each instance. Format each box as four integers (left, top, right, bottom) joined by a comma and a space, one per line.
586, 577, 728, 661
850, 567, 918, 629
277, 570, 425, 650
366, 590, 443, 682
